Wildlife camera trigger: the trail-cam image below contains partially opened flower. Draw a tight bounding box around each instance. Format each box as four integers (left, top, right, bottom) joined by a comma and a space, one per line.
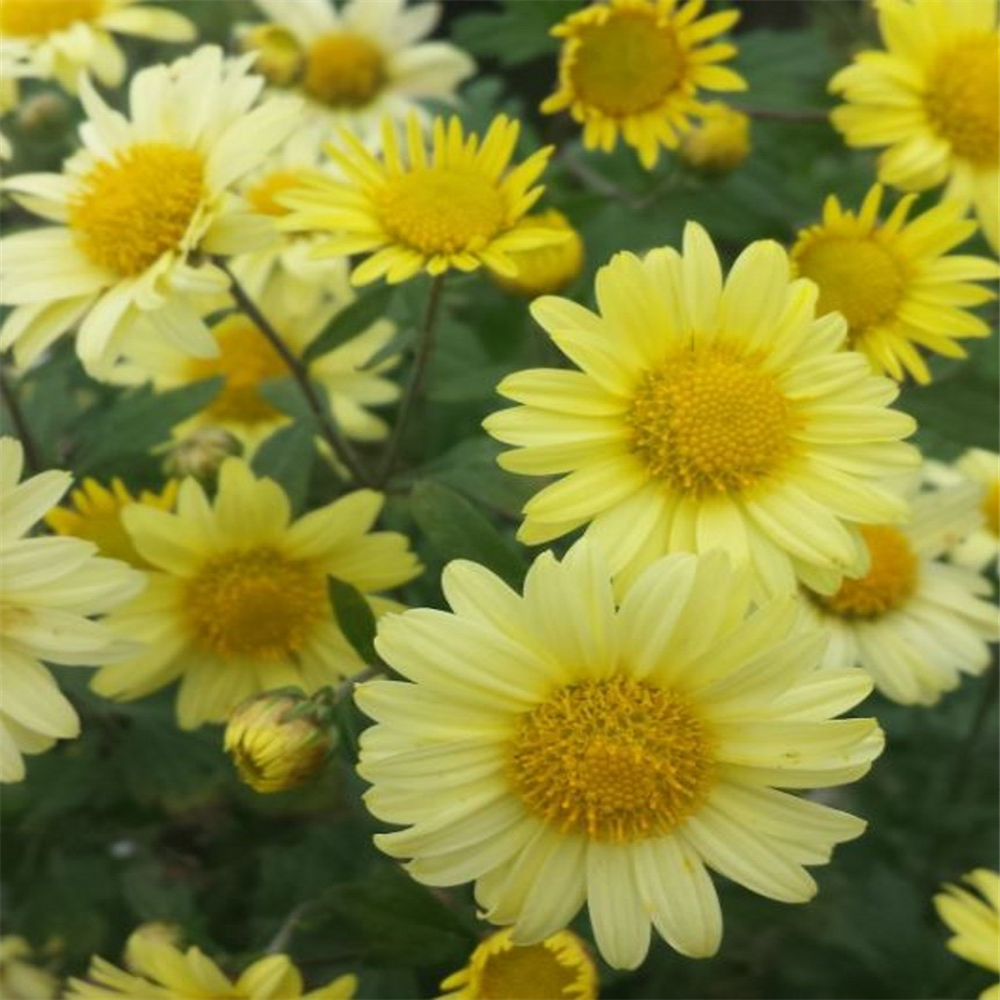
0, 438, 143, 783
249, 0, 474, 141
678, 102, 751, 175
934, 869, 1000, 1000
829, 0, 999, 251
0, 46, 301, 379
439, 928, 598, 1000
488, 210, 585, 299
541, 0, 746, 169
280, 113, 562, 285
357, 543, 883, 970
0, 0, 195, 94
485, 224, 918, 599
65, 923, 357, 999
804, 480, 999, 706
790, 184, 999, 383
92, 458, 420, 728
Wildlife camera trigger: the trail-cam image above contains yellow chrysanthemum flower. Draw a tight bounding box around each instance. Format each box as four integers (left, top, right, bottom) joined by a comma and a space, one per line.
489, 210, 585, 299
829, 0, 1000, 252
934, 869, 1000, 1000
541, 0, 746, 169
0, 937, 58, 1000
679, 101, 751, 175
65, 924, 357, 999
0, 0, 194, 95
790, 184, 999, 384
45, 477, 178, 568
805, 479, 999, 706
279, 113, 562, 285
357, 543, 883, 970
485, 224, 918, 599
249, 0, 474, 142
0, 438, 143, 783
925, 449, 1000, 571
92, 458, 420, 729
112, 265, 400, 457
0, 46, 301, 379
439, 928, 598, 1000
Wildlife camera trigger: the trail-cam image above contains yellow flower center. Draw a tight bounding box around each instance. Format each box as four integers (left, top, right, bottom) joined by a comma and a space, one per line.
793, 235, 906, 336
509, 676, 714, 842
925, 37, 1000, 165
377, 168, 505, 255
571, 12, 682, 116
246, 170, 313, 218
303, 31, 386, 108
628, 347, 794, 497
819, 525, 919, 618
186, 316, 287, 426
184, 546, 326, 660
69, 143, 205, 277
984, 479, 999, 537
476, 943, 580, 1000
0, 0, 102, 36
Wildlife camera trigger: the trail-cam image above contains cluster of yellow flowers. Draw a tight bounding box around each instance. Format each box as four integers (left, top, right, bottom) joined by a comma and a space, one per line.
0, 0, 997, 998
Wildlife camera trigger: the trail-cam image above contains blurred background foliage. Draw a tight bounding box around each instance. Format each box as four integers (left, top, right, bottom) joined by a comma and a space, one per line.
1, 1, 997, 998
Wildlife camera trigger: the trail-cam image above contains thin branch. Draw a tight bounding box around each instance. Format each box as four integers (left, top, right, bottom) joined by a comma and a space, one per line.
376, 274, 445, 486
735, 105, 831, 123
265, 902, 312, 954
217, 262, 373, 487
0, 365, 42, 474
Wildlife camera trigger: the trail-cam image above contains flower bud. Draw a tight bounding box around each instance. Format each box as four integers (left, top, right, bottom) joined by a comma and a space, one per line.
16, 93, 71, 138
489, 210, 584, 298
679, 103, 751, 176
237, 24, 306, 87
224, 689, 337, 794
163, 427, 243, 483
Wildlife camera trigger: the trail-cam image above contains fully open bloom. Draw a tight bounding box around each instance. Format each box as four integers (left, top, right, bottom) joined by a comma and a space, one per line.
829, 0, 1000, 251
0, 46, 301, 379
934, 869, 1000, 1000
790, 185, 999, 383
280, 113, 562, 285
0, 0, 194, 94
0, 438, 143, 782
357, 543, 883, 970
65, 924, 357, 999
439, 928, 598, 1000
485, 224, 918, 599
541, 0, 746, 169
249, 0, 473, 141
92, 458, 420, 729
804, 479, 998, 706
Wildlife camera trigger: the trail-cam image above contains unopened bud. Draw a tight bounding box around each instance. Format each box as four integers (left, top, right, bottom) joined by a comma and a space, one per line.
123, 924, 181, 971
489, 210, 584, 298
679, 103, 751, 176
224, 688, 337, 794
163, 427, 242, 482
238, 24, 306, 87
16, 92, 71, 138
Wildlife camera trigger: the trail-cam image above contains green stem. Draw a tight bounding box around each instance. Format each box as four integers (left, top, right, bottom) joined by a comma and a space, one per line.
376, 274, 445, 486
734, 105, 831, 123
218, 262, 373, 487
0, 364, 42, 473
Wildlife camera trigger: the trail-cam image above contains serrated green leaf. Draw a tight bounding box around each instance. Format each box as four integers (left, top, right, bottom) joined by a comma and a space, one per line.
410, 480, 526, 588
251, 422, 314, 513
328, 578, 378, 664
302, 285, 396, 364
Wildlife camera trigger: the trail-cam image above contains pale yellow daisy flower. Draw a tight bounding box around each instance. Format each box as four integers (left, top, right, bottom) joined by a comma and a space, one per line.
0, 437, 143, 783
829, 0, 1000, 251
357, 542, 883, 970
790, 184, 999, 384
110, 265, 400, 457
0, 0, 194, 95
925, 449, 1000, 571
0, 45, 302, 379
935, 869, 1000, 1000
804, 479, 998, 706
439, 928, 598, 1000
250, 0, 474, 142
485, 223, 918, 600
0, 937, 59, 1000
541, 0, 746, 169
279, 113, 562, 285
65, 923, 357, 999
488, 209, 586, 299
92, 458, 420, 729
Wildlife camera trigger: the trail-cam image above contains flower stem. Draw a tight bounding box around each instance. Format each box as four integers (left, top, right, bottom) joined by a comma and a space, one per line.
376, 274, 445, 486
735, 105, 831, 123
218, 262, 373, 487
0, 365, 42, 474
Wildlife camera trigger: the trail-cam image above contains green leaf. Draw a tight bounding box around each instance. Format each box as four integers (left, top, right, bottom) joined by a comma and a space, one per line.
358, 327, 415, 372
409, 480, 526, 588
259, 376, 313, 420
328, 578, 378, 664
451, 0, 578, 66
302, 285, 396, 364
75, 378, 222, 471
252, 422, 314, 513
